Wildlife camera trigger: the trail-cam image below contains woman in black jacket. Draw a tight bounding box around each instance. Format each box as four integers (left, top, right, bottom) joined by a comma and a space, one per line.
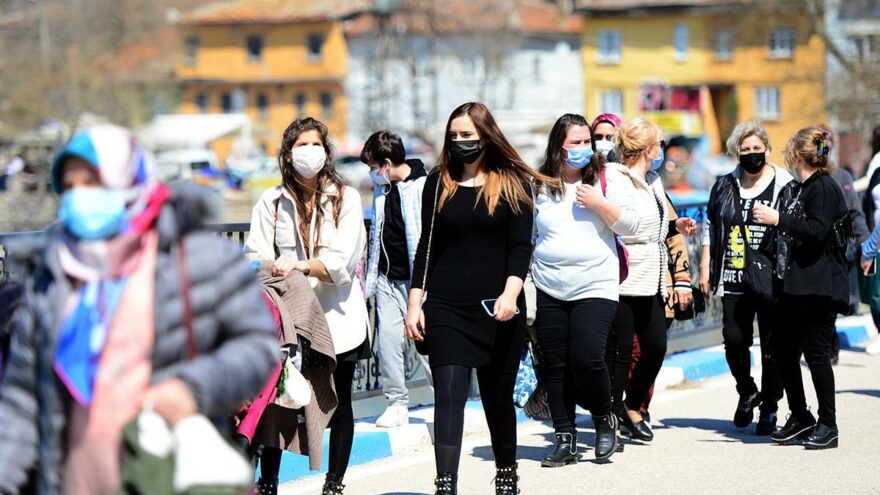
753, 126, 849, 450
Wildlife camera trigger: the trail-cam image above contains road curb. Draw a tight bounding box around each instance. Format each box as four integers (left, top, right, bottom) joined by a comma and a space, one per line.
275, 314, 876, 484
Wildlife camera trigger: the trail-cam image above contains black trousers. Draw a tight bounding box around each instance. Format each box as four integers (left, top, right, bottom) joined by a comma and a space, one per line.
432, 360, 519, 474
721, 294, 784, 412
534, 290, 618, 432
608, 294, 668, 413
772, 295, 837, 427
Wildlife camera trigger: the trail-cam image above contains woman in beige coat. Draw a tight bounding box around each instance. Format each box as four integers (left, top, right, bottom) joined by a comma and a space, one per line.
244, 117, 369, 495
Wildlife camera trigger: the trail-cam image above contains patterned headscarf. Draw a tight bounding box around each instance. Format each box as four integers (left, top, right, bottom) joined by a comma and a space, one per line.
52, 125, 168, 405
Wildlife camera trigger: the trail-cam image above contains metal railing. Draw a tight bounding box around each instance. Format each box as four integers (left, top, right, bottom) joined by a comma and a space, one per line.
1, 203, 720, 397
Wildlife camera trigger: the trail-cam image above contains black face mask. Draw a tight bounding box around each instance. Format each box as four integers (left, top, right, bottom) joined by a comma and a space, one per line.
449, 140, 482, 165
739, 152, 766, 174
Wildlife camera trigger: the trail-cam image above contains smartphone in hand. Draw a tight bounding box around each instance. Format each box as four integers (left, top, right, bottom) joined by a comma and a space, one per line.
480, 299, 521, 317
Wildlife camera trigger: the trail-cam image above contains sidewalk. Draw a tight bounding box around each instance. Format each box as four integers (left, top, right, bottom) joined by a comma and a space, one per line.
271, 314, 878, 485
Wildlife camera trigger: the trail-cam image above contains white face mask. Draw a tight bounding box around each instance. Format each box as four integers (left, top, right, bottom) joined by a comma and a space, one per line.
595, 139, 615, 156
290, 145, 326, 178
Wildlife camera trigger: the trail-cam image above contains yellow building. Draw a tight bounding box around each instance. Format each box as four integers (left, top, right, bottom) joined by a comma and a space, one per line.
176, 0, 367, 162
575, 0, 827, 163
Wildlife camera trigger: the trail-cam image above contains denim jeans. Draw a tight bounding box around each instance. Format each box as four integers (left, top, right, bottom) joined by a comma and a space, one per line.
376, 274, 432, 406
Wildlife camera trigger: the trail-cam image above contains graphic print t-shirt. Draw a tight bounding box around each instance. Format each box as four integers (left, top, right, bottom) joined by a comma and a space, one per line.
722, 179, 775, 295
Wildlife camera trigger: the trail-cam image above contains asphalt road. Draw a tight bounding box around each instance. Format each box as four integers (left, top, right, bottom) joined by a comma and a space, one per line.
282, 348, 880, 495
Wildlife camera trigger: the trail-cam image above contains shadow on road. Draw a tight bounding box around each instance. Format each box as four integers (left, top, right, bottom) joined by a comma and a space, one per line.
658, 417, 773, 444
837, 388, 880, 399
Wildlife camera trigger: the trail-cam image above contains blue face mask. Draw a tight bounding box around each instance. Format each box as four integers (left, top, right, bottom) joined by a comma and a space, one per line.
369, 169, 391, 188
564, 147, 593, 170
650, 147, 665, 171
58, 188, 127, 240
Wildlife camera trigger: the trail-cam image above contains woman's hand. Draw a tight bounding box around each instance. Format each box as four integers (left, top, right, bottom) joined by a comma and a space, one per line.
674, 289, 693, 310
291, 260, 310, 274
752, 203, 779, 226
862, 257, 875, 276
271, 256, 297, 277
143, 379, 197, 427
575, 184, 604, 209
675, 217, 697, 236
699, 269, 710, 297
493, 293, 518, 322
405, 305, 425, 341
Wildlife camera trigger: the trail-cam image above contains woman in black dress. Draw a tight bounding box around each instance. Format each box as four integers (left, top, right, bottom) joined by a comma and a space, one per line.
405, 102, 544, 495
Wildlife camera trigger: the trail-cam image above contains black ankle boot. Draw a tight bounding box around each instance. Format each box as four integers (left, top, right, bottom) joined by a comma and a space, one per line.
771, 411, 816, 444
321, 473, 345, 495
593, 414, 619, 460
804, 424, 839, 450
434, 472, 457, 495
255, 475, 278, 495
541, 430, 578, 467
494, 463, 520, 495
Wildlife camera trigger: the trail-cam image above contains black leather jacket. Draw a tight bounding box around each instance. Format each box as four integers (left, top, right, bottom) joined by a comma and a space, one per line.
705, 166, 793, 294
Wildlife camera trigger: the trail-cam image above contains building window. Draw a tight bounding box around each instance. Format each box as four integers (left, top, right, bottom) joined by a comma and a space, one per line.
768, 28, 795, 58
755, 86, 781, 120
714, 29, 734, 60
674, 23, 689, 61
320, 92, 334, 119
597, 30, 622, 64
246, 35, 264, 62
220, 92, 232, 113
307, 33, 324, 63
599, 89, 623, 115
851, 35, 880, 63
257, 93, 269, 121
183, 36, 199, 66
195, 92, 208, 113
231, 89, 246, 112
295, 93, 307, 117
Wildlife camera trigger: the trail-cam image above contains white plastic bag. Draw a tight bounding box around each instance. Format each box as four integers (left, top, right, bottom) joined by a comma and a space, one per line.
274, 351, 312, 409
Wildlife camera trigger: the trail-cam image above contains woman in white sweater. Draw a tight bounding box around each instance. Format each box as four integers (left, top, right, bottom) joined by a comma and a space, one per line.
532, 114, 639, 465
244, 117, 369, 495
608, 117, 675, 444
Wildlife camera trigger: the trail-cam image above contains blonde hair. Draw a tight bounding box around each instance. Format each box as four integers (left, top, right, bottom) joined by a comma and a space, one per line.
726, 119, 772, 157
616, 117, 662, 165
785, 126, 833, 174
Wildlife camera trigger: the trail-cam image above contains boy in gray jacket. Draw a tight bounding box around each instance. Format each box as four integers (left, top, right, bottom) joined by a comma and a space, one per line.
362, 131, 430, 427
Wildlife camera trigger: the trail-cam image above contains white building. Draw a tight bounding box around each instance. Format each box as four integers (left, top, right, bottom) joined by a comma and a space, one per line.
343, 0, 583, 166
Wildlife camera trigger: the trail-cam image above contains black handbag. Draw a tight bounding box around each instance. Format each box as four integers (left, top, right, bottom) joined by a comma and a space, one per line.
673, 286, 705, 321
730, 177, 775, 301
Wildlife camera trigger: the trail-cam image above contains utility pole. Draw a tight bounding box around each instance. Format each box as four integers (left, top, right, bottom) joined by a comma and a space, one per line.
37, 0, 52, 74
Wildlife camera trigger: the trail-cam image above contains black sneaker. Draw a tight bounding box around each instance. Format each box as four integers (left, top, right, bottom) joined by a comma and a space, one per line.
756, 411, 778, 436
771, 412, 816, 444
804, 424, 839, 450
733, 392, 762, 428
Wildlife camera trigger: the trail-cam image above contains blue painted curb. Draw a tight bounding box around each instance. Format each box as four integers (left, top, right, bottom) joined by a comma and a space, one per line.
838, 324, 870, 348
664, 348, 747, 382
266, 430, 392, 484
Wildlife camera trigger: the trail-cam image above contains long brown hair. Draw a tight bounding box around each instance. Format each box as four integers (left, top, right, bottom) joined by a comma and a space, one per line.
538, 113, 606, 198
278, 117, 345, 253
437, 102, 548, 215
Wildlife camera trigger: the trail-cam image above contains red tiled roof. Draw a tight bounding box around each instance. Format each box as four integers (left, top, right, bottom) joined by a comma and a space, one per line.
345, 0, 581, 37
180, 0, 374, 25
110, 27, 178, 83
573, 0, 747, 12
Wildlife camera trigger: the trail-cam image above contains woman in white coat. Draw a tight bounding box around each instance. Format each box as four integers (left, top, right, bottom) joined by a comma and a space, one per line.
244, 117, 369, 495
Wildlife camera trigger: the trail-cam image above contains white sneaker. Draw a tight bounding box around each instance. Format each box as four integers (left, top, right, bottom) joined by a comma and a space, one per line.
866, 335, 880, 355
375, 404, 409, 428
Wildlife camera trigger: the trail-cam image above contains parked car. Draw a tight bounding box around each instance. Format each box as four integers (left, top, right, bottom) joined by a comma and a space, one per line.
155, 149, 220, 183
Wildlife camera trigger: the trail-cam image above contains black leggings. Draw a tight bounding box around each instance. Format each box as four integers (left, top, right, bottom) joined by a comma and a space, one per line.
260, 360, 358, 480
773, 295, 837, 427
534, 290, 617, 432
433, 363, 517, 474
608, 295, 668, 413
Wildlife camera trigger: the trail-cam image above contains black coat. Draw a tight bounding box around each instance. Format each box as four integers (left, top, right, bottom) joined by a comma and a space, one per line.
776, 172, 849, 311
